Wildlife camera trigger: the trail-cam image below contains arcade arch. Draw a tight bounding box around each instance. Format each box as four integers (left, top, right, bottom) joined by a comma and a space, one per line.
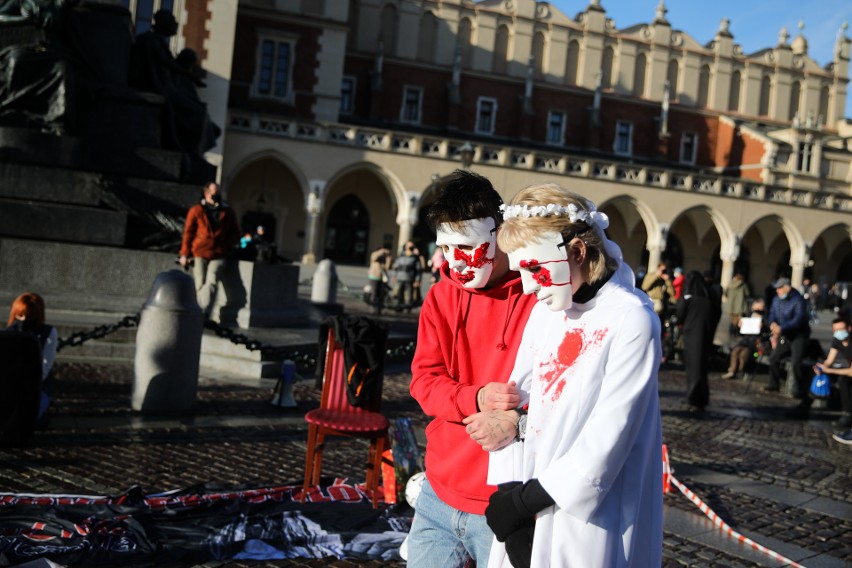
226, 155, 307, 262
598, 196, 652, 273
811, 224, 852, 285
666, 206, 724, 276
320, 168, 399, 265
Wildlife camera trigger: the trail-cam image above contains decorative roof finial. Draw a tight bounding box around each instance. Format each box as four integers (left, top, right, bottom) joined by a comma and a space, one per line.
778, 25, 789, 45
654, 0, 668, 24
718, 18, 730, 35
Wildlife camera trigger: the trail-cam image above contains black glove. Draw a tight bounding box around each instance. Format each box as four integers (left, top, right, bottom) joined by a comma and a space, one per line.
504, 522, 534, 568
485, 479, 554, 542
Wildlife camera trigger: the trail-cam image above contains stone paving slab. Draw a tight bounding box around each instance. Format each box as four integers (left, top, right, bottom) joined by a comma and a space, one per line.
2, 351, 852, 567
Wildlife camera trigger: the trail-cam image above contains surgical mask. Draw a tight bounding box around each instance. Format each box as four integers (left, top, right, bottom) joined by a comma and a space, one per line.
779, 293, 789, 300
834, 330, 849, 341
435, 218, 497, 289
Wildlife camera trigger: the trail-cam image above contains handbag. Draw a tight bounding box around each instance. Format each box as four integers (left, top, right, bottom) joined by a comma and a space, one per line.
809, 373, 831, 399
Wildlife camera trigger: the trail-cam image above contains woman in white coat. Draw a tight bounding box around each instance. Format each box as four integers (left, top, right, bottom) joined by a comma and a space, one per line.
470, 184, 663, 568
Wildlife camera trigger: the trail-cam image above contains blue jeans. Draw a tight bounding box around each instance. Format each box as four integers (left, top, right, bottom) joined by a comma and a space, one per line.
407, 479, 493, 568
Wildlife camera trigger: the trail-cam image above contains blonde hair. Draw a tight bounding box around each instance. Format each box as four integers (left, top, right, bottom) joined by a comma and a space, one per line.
497, 183, 618, 283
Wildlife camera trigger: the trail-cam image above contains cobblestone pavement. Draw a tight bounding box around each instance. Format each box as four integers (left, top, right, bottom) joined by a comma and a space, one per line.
2, 350, 851, 566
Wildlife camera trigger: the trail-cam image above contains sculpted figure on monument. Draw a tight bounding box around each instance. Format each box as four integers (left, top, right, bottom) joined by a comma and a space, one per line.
0, 0, 84, 133
129, 9, 221, 157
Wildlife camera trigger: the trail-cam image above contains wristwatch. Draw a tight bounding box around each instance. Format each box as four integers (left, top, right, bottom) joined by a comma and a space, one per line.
516, 413, 527, 441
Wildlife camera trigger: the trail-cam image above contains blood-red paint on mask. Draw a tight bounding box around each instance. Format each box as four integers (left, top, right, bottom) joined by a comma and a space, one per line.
454, 242, 493, 269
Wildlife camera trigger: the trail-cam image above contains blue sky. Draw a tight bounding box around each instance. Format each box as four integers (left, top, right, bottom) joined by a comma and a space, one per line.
548, 0, 852, 118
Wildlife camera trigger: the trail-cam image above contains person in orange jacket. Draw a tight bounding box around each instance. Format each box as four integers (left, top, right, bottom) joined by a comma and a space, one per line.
179, 181, 241, 313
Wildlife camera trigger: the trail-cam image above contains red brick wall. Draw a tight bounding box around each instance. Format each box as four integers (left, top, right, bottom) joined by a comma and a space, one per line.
182, 0, 211, 61
230, 14, 320, 118
715, 119, 767, 181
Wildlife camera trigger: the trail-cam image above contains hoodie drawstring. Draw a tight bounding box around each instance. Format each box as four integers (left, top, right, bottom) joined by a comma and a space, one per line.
497, 292, 521, 351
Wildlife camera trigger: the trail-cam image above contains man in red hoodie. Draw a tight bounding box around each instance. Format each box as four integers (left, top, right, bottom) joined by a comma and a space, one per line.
179, 181, 241, 313
408, 170, 536, 567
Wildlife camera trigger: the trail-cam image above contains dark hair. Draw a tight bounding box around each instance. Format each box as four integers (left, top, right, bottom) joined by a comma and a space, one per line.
427, 170, 503, 232
832, 317, 849, 327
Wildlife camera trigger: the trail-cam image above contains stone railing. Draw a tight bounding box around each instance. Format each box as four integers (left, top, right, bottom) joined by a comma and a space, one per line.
228, 113, 852, 214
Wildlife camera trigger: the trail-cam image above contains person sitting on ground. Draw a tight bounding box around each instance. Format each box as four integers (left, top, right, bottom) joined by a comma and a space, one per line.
722, 298, 768, 380
5, 293, 57, 421
814, 317, 852, 430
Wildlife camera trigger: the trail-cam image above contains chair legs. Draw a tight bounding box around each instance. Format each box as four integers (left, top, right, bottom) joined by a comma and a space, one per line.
301, 424, 319, 503
302, 428, 388, 509
365, 435, 386, 509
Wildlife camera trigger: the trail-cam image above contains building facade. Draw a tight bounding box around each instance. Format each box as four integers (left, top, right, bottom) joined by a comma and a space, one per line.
173, 0, 852, 292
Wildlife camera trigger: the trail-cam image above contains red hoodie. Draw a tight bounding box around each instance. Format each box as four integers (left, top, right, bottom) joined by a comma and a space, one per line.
410, 261, 536, 514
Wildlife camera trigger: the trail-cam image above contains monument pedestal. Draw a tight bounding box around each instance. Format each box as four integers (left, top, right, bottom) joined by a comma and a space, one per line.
211, 261, 304, 329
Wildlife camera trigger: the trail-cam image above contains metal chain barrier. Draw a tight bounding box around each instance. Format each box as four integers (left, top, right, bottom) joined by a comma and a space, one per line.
202, 319, 319, 370
57, 312, 418, 367
57, 314, 141, 352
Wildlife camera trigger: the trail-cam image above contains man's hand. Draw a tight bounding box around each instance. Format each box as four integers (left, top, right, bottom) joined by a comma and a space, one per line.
179, 255, 189, 267
463, 410, 519, 452
477, 381, 520, 411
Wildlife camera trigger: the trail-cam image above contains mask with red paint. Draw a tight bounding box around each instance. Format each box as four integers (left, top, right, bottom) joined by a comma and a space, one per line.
508, 231, 574, 311
435, 217, 497, 289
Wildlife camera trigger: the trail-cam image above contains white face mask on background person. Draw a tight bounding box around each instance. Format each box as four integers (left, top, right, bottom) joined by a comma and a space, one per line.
834, 329, 849, 342
435, 217, 497, 289
508, 231, 574, 311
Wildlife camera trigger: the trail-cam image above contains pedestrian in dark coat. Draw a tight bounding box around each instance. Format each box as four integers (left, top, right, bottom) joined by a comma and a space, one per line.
676, 271, 716, 412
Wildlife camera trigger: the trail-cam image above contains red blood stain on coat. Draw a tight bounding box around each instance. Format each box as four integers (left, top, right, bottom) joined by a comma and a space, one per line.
539, 327, 609, 402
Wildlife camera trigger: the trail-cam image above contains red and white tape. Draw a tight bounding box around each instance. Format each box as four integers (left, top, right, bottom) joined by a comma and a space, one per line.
662, 445, 806, 568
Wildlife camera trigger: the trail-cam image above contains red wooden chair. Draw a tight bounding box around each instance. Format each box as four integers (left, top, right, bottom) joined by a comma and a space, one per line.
302, 328, 389, 508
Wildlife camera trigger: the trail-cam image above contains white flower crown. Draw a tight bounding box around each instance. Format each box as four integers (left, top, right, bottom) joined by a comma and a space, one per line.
499, 202, 610, 230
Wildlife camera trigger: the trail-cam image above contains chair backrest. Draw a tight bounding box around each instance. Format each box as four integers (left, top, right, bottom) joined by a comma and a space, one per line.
319, 328, 383, 413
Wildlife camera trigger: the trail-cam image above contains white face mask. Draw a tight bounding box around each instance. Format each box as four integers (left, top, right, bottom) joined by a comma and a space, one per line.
435, 217, 497, 289
508, 231, 573, 311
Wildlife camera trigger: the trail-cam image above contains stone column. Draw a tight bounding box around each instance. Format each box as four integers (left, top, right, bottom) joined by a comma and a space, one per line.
646, 223, 669, 274
789, 241, 811, 290
396, 193, 419, 252
301, 180, 325, 265
719, 234, 742, 290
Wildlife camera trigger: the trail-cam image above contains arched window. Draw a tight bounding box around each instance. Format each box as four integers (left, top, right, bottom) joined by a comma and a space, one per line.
493, 24, 510, 74
666, 59, 679, 100
728, 70, 741, 111
565, 39, 580, 85
601, 46, 615, 88
417, 12, 437, 62
818, 85, 830, 124
788, 81, 801, 121
696, 64, 711, 108
633, 53, 647, 97
758, 75, 772, 116
458, 18, 472, 68
380, 4, 398, 55
533, 31, 546, 77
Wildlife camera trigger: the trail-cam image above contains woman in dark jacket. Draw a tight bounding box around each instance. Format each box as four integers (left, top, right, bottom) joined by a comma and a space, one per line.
676, 271, 717, 412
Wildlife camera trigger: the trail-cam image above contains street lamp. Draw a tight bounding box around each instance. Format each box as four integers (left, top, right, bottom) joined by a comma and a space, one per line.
459, 141, 474, 170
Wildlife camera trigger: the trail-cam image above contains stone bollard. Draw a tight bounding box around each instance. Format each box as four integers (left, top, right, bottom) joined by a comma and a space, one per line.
311, 259, 338, 304
132, 270, 204, 413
